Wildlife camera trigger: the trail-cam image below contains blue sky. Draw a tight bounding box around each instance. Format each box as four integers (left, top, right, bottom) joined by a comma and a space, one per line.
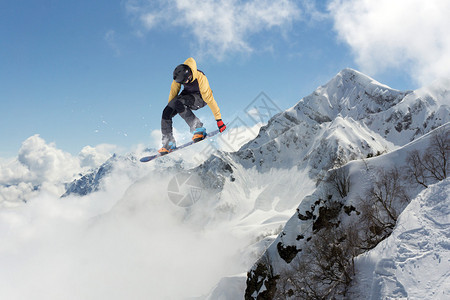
1, 0, 449, 158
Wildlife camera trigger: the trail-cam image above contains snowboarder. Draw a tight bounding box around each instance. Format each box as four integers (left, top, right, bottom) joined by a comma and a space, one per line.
158, 57, 226, 155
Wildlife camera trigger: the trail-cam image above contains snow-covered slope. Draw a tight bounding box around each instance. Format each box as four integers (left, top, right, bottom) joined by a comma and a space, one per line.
245, 123, 449, 299
348, 178, 449, 299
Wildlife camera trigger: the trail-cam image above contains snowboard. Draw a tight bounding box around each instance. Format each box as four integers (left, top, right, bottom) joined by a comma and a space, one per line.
140, 128, 221, 163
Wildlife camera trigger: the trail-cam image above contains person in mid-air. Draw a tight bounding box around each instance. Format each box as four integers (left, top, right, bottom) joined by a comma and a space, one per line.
158, 57, 226, 155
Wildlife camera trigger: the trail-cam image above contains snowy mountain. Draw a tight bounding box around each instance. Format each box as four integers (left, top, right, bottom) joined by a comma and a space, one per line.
244, 124, 449, 299
1, 69, 448, 300
201, 70, 449, 299
236, 69, 446, 172
62, 154, 120, 197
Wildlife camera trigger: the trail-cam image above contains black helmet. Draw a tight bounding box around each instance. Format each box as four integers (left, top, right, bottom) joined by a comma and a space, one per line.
173, 64, 192, 84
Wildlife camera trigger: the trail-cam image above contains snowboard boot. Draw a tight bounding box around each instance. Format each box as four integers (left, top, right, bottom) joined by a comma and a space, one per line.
158, 141, 176, 156
192, 127, 207, 143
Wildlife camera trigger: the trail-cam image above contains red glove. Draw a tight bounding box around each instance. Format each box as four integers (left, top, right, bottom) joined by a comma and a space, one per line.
217, 119, 226, 133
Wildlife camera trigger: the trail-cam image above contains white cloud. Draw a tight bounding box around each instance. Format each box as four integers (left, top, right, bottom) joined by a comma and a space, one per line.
0, 158, 248, 299
328, 0, 450, 85
79, 144, 117, 168
17, 134, 81, 184
0, 135, 116, 204
0, 182, 37, 205
125, 0, 302, 59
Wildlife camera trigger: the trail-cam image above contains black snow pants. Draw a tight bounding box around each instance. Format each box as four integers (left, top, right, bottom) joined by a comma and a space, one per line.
161, 92, 207, 145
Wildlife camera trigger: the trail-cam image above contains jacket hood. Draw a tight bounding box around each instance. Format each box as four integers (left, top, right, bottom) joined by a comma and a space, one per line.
183, 57, 198, 80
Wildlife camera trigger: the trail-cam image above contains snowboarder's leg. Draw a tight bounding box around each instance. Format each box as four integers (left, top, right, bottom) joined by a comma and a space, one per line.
180, 93, 208, 142
177, 93, 207, 132
161, 103, 177, 151
160, 94, 208, 150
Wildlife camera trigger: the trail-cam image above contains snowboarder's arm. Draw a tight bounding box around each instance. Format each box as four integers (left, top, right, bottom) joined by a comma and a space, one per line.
168, 80, 181, 103
197, 73, 222, 120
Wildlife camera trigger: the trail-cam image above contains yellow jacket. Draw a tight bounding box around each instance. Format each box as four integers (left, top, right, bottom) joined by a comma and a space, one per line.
168, 57, 222, 120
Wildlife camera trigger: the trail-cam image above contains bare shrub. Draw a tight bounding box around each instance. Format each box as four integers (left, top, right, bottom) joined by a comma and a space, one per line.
359, 167, 409, 249
425, 127, 449, 180
406, 149, 428, 188
406, 127, 449, 187
371, 167, 409, 222
326, 166, 351, 199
